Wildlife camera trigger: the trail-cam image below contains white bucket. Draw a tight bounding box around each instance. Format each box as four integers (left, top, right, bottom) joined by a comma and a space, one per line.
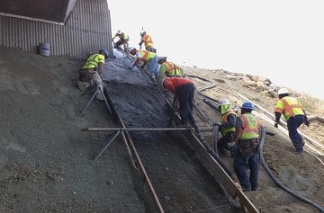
39, 43, 50, 57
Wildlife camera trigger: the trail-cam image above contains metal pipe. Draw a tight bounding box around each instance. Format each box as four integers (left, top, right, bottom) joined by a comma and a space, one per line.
81, 127, 214, 132
0, 12, 64, 25
93, 131, 121, 161
80, 88, 98, 116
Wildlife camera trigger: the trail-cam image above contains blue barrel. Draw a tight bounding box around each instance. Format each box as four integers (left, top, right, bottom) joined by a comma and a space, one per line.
39, 43, 50, 57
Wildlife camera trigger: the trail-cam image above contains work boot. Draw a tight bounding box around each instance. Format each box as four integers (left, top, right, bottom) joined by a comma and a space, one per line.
218, 148, 226, 156
96, 92, 105, 101
77, 81, 90, 91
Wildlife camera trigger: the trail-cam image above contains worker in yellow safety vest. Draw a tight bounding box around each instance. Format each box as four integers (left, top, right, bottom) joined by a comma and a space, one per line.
214, 99, 237, 156
229, 101, 261, 192
139, 31, 156, 53
128, 46, 160, 82
112, 30, 129, 50
274, 88, 309, 154
77, 49, 109, 100
158, 57, 184, 78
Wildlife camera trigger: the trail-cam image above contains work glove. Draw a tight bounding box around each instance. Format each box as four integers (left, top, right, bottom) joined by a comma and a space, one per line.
197, 132, 205, 141
228, 142, 236, 156
274, 121, 279, 128
304, 118, 310, 127
213, 122, 222, 127
228, 141, 236, 148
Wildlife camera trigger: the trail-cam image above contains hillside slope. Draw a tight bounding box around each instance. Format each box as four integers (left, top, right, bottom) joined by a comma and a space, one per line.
0, 46, 323, 213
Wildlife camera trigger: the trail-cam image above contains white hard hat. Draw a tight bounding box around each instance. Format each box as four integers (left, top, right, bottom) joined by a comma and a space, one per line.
117, 30, 122, 35
278, 88, 289, 95
127, 46, 136, 53
218, 99, 230, 106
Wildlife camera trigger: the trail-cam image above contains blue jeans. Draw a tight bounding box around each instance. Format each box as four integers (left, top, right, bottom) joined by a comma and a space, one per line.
147, 55, 160, 79
233, 146, 259, 190
287, 115, 305, 152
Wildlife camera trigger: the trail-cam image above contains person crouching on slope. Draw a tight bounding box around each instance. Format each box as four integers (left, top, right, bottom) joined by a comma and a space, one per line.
274, 88, 309, 154
158, 56, 185, 79
128, 46, 160, 83
215, 99, 237, 156
78, 49, 109, 100
112, 30, 129, 50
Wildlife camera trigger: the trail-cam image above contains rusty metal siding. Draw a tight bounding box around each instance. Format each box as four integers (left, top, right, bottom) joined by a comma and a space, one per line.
0, 0, 113, 59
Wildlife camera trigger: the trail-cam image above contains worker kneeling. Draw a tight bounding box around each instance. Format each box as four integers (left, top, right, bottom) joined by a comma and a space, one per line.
77, 49, 109, 100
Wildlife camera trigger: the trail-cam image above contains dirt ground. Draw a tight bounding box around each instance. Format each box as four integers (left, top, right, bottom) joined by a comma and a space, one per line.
0, 46, 323, 213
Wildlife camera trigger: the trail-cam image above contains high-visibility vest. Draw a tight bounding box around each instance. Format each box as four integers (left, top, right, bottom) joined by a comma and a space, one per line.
220, 111, 236, 135
274, 96, 304, 120
82, 54, 105, 69
139, 50, 155, 62
123, 33, 129, 40
143, 34, 153, 47
113, 33, 129, 41
163, 61, 182, 77
239, 113, 260, 140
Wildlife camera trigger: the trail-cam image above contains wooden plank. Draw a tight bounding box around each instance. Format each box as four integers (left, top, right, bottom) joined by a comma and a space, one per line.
187, 133, 260, 213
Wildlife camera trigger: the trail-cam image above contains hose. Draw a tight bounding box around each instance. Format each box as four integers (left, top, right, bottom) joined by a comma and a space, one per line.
259, 127, 324, 212
189, 74, 324, 212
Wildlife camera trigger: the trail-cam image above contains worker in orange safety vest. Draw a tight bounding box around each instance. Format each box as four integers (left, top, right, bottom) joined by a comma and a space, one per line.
229, 101, 261, 192
215, 99, 237, 156
274, 88, 309, 154
128, 46, 160, 82
139, 31, 156, 53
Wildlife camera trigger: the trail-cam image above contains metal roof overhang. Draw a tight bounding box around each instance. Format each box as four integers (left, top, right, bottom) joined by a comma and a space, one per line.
0, 0, 78, 25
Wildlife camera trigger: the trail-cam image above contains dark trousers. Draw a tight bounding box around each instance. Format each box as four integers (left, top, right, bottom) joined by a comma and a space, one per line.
115, 39, 127, 48
218, 132, 235, 150
176, 83, 195, 127
287, 115, 305, 152
233, 144, 259, 191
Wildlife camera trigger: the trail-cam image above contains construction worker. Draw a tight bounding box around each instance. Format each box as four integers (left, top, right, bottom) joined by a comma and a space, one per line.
215, 99, 237, 156
158, 57, 184, 78
229, 101, 261, 191
139, 31, 156, 53
77, 49, 109, 100
127, 46, 160, 82
161, 77, 200, 135
274, 88, 309, 154
112, 30, 129, 50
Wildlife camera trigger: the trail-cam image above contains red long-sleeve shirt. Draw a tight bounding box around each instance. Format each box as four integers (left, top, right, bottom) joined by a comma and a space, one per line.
163, 77, 193, 93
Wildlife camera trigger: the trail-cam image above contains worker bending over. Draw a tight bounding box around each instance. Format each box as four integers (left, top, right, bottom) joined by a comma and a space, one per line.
128, 46, 160, 82
215, 99, 237, 156
158, 57, 184, 79
112, 30, 129, 50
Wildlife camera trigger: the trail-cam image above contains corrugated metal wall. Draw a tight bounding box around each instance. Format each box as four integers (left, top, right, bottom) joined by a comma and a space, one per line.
0, 0, 113, 59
